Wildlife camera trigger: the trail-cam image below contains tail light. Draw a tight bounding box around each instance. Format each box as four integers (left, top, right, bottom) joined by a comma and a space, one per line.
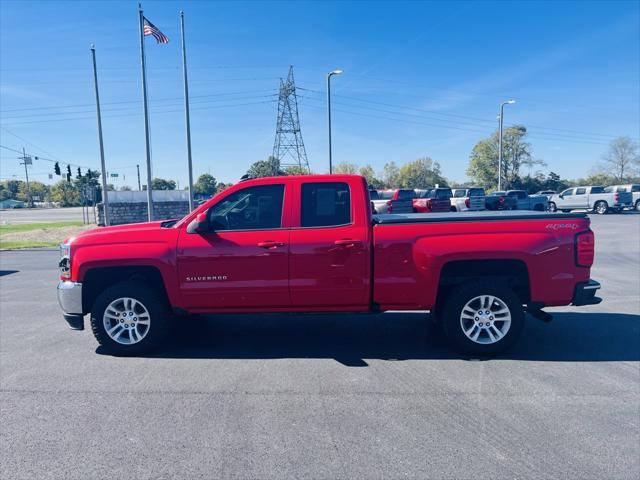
465, 198, 470, 208
614, 192, 619, 202
499, 197, 505, 205
575, 230, 595, 267
386, 200, 392, 213
426, 199, 433, 211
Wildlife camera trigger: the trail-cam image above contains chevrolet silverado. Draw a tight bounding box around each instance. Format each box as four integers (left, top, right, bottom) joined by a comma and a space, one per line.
58, 174, 601, 356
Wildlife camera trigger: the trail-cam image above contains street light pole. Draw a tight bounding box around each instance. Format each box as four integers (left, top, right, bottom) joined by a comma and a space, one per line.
327, 69, 343, 174
498, 99, 516, 191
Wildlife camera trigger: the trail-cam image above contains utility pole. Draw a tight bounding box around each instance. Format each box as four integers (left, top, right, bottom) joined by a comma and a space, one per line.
136, 164, 142, 190
180, 11, 194, 212
498, 99, 515, 191
19, 147, 32, 207
91, 44, 110, 226
327, 69, 343, 174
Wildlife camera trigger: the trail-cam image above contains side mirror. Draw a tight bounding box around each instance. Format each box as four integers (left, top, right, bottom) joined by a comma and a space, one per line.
187, 212, 210, 234
558, 194, 564, 199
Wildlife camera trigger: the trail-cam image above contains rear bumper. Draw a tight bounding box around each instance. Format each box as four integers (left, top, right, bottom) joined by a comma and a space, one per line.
57, 281, 84, 330
571, 279, 602, 306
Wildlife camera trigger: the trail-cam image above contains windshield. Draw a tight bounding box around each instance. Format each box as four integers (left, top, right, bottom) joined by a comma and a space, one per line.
369, 190, 380, 200
453, 189, 466, 198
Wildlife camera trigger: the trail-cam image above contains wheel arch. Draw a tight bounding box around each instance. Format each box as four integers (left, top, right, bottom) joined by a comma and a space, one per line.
436, 259, 531, 309
82, 266, 170, 314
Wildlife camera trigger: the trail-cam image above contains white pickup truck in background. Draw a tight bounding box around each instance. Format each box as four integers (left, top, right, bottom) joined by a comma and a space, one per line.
549, 186, 633, 214
450, 188, 486, 212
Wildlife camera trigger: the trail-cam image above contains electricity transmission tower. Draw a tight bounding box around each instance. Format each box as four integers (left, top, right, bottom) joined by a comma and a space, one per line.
272, 66, 310, 173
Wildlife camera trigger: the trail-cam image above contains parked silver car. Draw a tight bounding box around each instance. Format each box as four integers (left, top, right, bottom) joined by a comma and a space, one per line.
548, 186, 633, 214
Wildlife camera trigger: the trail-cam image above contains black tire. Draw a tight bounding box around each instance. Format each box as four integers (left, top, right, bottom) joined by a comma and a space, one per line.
635, 200, 640, 212
90, 281, 171, 355
440, 280, 525, 356
561, 209, 571, 213
548, 202, 557, 212
594, 200, 608, 215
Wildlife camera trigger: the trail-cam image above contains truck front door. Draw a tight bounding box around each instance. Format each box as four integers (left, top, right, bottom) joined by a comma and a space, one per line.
177, 183, 291, 310
289, 180, 371, 309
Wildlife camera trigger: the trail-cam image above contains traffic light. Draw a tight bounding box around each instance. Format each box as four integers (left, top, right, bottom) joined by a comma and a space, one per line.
54, 162, 61, 175
66, 164, 71, 182
76, 167, 82, 179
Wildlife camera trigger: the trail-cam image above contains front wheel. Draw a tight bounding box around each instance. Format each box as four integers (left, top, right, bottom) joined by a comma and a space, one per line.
441, 281, 525, 356
594, 201, 608, 215
548, 202, 557, 212
90, 281, 171, 355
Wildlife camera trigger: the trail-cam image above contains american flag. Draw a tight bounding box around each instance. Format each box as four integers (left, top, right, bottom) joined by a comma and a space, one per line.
143, 17, 169, 44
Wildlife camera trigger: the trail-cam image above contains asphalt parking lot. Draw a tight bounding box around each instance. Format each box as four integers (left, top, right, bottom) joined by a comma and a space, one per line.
1, 212, 638, 479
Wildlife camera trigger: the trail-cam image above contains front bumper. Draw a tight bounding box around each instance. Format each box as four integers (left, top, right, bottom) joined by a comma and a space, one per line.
571, 279, 602, 306
57, 281, 84, 330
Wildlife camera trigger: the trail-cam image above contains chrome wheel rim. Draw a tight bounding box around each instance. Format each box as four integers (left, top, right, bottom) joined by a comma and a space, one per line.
548, 202, 556, 212
103, 297, 150, 345
460, 295, 511, 345
596, 202, 607, 214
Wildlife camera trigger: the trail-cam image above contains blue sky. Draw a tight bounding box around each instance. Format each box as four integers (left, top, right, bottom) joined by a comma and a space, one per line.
1, 0, 638, 188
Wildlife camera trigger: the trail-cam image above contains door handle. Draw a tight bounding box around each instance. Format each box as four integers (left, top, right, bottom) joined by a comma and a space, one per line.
334, 239, 361, 247
258, 240, 284, 249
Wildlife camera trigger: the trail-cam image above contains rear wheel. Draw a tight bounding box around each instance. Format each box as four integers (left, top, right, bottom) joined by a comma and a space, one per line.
594, 201, 608, 215
441, 281, 525, 356
90, 281, 171, 355
548, 202, 557, 212
635, 200, 640, 212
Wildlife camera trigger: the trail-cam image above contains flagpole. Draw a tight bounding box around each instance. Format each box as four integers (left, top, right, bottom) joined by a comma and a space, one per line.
138, 3, 154, 221
180, 11, 194, 212
90, 44, 110, 226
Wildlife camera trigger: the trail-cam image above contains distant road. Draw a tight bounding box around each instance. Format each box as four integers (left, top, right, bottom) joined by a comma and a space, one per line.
0, 207, 91, 224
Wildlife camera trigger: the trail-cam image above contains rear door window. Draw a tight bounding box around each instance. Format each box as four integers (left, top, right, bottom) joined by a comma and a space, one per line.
397, 189, 415, 200
589, 187, 604, 194
435, 189, 452, 200
301, 182, 351, 227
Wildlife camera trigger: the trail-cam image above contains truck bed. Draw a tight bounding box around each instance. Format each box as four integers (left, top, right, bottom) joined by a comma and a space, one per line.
373, 210, 586, 224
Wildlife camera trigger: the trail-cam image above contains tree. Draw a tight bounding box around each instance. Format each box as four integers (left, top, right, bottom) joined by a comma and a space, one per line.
358, 165, 384, 189
194, 173, 217, 196
382, 162, 400, 188
600, 136, 639, 182
246, 156, 284, 178
51, 180, 80, 207
120, 185, 132, 191
216, 182, 233, 193
18, 181, 50, 202
467, 125, 540, 189
283, 165, 310, 175
397, 157, 447, 188
151, 178, 177, 190
333, 162, 358, 174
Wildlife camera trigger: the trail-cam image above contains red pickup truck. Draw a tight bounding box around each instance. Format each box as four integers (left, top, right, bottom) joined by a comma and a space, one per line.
58, 174, 601, 356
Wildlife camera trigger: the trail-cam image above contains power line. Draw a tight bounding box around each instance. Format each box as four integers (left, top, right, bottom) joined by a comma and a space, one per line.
0, 99, 278, 127
298, 86, 620, 141
0, 89, 278, 114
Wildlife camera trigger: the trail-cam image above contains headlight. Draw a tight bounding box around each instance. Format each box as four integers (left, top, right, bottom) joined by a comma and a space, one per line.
59, 243, 71, 279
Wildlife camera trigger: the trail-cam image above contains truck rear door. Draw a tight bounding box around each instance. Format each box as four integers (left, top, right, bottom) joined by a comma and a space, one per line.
288, 178, 371, 309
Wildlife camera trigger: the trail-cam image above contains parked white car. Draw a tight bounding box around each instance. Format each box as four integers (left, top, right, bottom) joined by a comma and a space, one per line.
549, 186, 633, 214
450, 188, 486, 212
